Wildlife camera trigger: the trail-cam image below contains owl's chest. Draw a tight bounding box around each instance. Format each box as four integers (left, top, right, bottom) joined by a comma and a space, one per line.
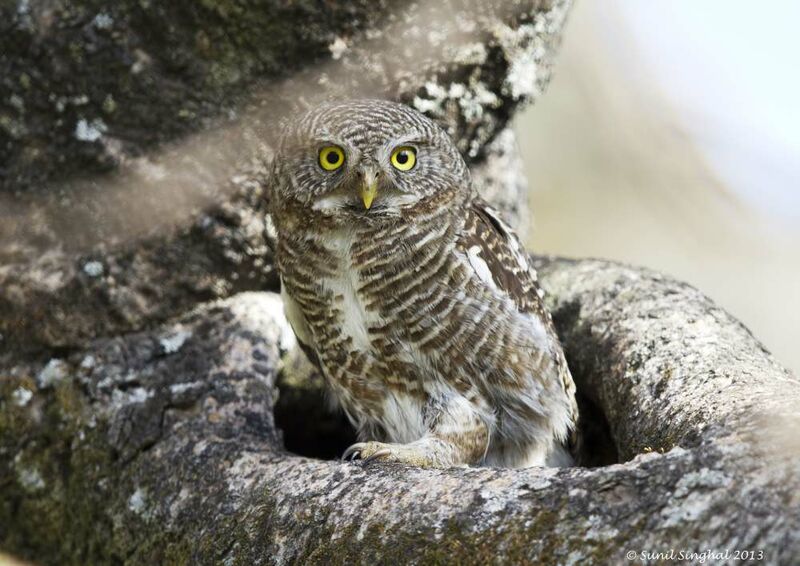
316, 230, 387, 354
288, 225, 445, 380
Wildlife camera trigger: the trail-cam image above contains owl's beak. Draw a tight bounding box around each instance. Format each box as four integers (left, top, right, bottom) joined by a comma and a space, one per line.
359, 168, 380, 210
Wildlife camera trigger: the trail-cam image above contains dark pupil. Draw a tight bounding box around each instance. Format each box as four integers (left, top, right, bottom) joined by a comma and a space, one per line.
326, 151, 340, 164
396, 151, 409, 164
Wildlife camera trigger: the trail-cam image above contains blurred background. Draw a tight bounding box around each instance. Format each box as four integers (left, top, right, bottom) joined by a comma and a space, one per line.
515, 0, 800, 373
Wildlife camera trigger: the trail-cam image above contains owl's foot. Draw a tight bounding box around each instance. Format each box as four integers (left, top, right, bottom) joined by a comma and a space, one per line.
342, 441, 434, 467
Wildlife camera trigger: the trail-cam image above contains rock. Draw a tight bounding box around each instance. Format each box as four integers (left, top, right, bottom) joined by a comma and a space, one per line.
471, 127, 531, 235
1, 292, 290, 564
1, 261, 798, 564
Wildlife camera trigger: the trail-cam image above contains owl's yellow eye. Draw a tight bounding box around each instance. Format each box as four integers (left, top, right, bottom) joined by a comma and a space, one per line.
390, 146, 417, 171
319, 146, 345, 171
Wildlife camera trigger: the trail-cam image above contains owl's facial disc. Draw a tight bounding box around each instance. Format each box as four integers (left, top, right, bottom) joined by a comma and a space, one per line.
310, 144, 421, 216
275, 100, 473, 224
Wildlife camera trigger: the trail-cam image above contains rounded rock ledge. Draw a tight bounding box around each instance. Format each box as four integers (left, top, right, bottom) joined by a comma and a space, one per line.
1, 256, 798, 565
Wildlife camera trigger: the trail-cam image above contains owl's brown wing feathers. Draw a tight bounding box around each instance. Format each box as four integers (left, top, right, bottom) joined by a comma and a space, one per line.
281, 283, 322, 370
459, 199, 545, 318
459, 198, 581, 459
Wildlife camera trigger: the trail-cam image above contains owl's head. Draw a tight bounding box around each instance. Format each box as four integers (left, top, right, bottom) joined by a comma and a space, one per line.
270, 99, 471, 225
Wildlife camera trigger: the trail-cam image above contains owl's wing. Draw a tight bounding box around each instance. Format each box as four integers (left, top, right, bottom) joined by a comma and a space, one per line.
459, 198, 580, 459
281, 281, 321, 369
459, 199, 544, 317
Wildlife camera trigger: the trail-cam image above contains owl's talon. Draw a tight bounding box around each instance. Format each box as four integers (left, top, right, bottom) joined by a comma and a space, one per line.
342, 442, 397, 464
342, 443, 366, 461
362, 448, 393, 464
342, 441, 429, 466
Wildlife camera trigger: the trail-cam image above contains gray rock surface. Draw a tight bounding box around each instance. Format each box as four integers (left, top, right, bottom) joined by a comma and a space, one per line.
3, 1, 798, 564
472, 127, 531, 235
2, 261, 798, 565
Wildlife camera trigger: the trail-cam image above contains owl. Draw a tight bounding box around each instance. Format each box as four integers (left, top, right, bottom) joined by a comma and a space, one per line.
268, 99, 578, 468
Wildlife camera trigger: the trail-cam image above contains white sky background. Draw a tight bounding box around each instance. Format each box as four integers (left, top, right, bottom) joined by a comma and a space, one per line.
610, 0, 800, 224
514, 0, 800, 373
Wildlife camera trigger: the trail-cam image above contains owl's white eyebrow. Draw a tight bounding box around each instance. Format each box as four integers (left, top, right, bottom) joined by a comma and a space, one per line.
377, 137, 425, 160
387, 133, 425, 147
309, 136, 348, 147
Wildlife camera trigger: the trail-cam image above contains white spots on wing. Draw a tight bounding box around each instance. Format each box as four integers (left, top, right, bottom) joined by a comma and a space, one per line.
467, 245, 497, 290
488, 206, 533, 277
516, 250, 530, 273
478, 203, 534, 279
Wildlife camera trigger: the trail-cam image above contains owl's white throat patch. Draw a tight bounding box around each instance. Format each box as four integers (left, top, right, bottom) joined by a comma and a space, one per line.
320, 228, 381, 354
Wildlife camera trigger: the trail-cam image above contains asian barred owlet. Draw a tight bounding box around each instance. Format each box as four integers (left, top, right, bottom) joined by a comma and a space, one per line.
269, 99, 578, 468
